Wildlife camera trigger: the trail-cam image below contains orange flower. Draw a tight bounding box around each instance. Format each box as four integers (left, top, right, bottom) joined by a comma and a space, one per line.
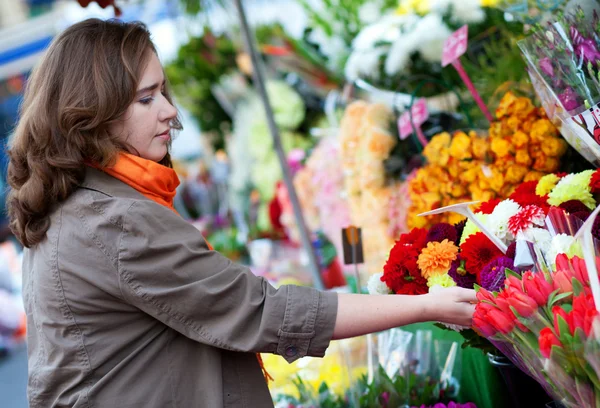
491, 137, 513, 157
417, 239, 459, 279
496, 92, 518, 118
515, 149, 532, 166
511, 131, 529, 148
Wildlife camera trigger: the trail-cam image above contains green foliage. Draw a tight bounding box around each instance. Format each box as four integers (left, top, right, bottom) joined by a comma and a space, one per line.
165, 28, 239, 150
434, 324, 497, 355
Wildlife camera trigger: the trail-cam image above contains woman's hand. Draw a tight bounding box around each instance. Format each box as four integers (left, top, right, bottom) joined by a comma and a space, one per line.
423, 287, 477, 328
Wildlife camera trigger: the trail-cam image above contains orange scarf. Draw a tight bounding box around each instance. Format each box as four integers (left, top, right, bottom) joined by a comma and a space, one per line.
99, 152, 272, 383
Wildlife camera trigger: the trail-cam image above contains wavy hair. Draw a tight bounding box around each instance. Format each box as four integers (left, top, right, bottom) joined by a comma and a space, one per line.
7, 18, 181, 248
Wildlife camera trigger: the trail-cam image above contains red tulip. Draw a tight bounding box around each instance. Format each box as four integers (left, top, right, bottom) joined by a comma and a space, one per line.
555, 253, 573, 274
539, 327, 562, 358
506, 287, 538, 318
476, 287, 496, 303
473, 313, 497, 337
522, 271, 553, 306
488, 308, 516, 334
553, 270, 573, 294
572, 293, 598, 337
495, 290, 513, 315
505, 274, 523, 292
552, 306, 573, 337
571, 256, 590, 285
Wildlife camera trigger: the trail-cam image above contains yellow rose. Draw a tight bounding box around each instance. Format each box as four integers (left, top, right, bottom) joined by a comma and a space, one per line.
541, 137, 567, 157
515, 149, 532, 166
505, 164, 528, 184
449, 131, 472, 160
511, 131, 530, 148
491, 137, 514, 157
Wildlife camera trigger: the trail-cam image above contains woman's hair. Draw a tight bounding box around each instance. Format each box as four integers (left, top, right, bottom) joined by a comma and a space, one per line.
7, 18, 181, 248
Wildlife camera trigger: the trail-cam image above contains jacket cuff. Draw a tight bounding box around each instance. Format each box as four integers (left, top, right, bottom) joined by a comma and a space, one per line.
276, 285, 338, 363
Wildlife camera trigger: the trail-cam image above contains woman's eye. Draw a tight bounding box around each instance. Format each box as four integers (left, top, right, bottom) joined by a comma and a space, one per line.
139, 97, 154, 105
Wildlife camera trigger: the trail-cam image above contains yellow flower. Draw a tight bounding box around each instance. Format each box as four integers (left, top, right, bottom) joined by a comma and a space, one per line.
449, 131, 472, 160
524, 171, 545, 182
489, 121, 504, 138
533, 156, 559, 173
460, 166, 480, 184
491, 137, 513, 157
506, 116, 521, 132
481, 0, 500, 6
541, 137, 567, 157
513, 97, 536, 119
536, 173, 560, 196
505, 164, 528, 184
496, 92, 517, 118
471, 136, 489, 159
530, 118, 557, 142
488, 168, 505, 193
511, 131, 529, 148
427, 273, 457, 288
417, 239, 458, 279
515, 149, 532, 166
396, 0, 431, 15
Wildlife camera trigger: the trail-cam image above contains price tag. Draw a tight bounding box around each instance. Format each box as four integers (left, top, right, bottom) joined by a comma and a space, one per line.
442, 25, 468, 67
398, 98, 429, 140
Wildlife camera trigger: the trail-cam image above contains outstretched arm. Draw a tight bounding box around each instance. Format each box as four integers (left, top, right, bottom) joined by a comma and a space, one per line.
332, 287, 476, 340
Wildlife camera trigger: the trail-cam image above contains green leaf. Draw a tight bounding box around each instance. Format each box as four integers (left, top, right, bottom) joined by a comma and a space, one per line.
572, 278, 585, 296
550, 292, 573, 307
504, 268, 521, 280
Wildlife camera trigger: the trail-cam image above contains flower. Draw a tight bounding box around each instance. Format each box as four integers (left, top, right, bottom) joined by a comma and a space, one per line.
553, 306, 573, 337
539, 57, 555, 78
505, 287, 537, 318
571, 27, 600, 65
480, 257, 515, 292
460, 232, 504, 279
426, 223, 458, 244
558, 199, 590, 214
368, 272, 392, 295
508, 205, 545, 236
509, 181, 549, 210
539, 327, 562, 359
477, 198, 502, 214
488, 199, 521, 241
427, 273, 457, 288
546, 234, 583, 267
506, 242, 517, 259
454, 219, 467, 245
557, 87, 582, 111
448, 258, 477, 288
547, 170, 595, 210
459, 213, 488, 245
382, 245, 429, 295
522, 271, 553, 307
591, 169, 600, 194
400, 227, 428, 251
553, 269, 574, 294
536, 173, 560, 196
572, 293, 598, 337
417, 239, 459, 279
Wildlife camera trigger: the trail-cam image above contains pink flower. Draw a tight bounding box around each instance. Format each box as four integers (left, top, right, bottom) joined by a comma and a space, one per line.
539, 57, 554, 77
558, 87, 582, 111
553, 269, 574, 294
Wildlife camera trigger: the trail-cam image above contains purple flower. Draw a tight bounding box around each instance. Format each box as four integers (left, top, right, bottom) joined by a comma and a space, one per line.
539, 57, 554, 78
448, 258, 477, 289
480, 256, 515, 292
454, 219, 467, 246
426, 223, 458, 244
558, 87, 582, 111
571, 27, 600, 65
506, 242, 517, 260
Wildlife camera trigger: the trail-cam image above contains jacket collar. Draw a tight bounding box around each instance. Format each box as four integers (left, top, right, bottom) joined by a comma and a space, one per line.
80, 166, 151, 201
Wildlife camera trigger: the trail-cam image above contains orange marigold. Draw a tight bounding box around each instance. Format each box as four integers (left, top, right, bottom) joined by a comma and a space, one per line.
417, 239, 459, 279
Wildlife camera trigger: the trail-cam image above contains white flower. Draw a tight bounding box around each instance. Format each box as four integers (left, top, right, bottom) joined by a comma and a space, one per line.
358, 1, 383, 25
488, 199, 521, 242
345, 48, 388, 80
384, 36, 415, 75
368, 272, 391, 295
412, 13, 452, 63
545, 234, 577, 267
307, 27, 348, 71
352, 15, 409, 51
430, 0, 485, 24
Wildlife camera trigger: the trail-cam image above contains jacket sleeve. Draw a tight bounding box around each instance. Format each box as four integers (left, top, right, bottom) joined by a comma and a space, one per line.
117, 200, 338, 362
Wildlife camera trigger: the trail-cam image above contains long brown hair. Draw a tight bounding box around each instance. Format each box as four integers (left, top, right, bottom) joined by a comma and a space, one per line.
7, 18, 182, 248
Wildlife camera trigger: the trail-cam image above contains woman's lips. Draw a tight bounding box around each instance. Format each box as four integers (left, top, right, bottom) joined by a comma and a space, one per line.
156, 130, 170, 141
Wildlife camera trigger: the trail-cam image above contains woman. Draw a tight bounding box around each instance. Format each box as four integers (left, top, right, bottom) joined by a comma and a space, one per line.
7, 19, 476, 408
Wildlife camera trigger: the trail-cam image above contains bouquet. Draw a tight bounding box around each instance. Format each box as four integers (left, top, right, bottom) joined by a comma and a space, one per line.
519, 4, 600, 166
371, 168, 600, 353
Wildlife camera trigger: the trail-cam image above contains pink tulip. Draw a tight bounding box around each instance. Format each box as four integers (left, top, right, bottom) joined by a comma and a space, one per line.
553, 270, 574, 293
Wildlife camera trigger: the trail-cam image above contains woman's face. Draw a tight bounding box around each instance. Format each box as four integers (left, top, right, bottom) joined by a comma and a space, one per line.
109, 52, 177, 162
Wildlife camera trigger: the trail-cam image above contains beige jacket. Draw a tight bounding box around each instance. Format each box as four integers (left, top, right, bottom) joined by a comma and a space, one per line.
22, 167, 338, 408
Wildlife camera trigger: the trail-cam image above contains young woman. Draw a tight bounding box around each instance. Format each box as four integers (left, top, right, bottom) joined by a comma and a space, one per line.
7, 19, 476, 408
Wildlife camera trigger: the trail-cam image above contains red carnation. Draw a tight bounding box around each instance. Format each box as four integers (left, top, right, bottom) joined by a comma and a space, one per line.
591, 169, 600, 194
477, 198, 502, 214
460, 232, 503, 281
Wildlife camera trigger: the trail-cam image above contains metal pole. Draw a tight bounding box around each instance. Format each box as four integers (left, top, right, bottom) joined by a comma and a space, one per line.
233, 0, 324, 290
